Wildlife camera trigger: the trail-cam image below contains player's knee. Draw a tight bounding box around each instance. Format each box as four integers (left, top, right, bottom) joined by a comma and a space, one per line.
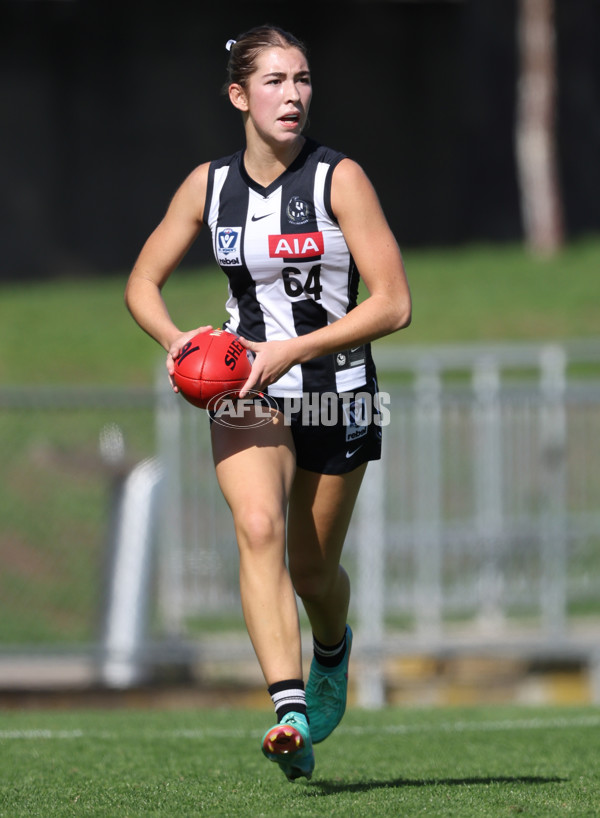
235, 508, 284, 553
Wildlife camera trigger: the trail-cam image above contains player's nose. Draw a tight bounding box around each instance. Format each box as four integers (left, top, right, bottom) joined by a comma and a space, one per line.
284, 80, 301, 102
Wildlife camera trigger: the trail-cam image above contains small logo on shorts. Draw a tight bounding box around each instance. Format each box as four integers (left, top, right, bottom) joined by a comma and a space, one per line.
343, 398, 369, 442
345, 446, 363, 459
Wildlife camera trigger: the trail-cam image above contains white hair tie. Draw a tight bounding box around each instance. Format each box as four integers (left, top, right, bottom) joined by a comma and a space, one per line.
225, 39, 237, 52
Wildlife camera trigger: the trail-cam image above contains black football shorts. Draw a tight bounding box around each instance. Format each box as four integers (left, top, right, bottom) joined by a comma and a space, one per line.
269, 377, 384, 475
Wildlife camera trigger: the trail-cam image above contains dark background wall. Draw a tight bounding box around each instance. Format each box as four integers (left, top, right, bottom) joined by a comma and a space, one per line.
1, 0, 599, 280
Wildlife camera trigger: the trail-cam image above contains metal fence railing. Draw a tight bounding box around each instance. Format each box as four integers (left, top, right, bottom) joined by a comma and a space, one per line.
1, 340, 600, 702
154, 340, 600, 704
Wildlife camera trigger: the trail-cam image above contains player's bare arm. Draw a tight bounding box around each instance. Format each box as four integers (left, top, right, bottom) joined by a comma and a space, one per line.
304, 159, 411, 352
125, 163, 210, 356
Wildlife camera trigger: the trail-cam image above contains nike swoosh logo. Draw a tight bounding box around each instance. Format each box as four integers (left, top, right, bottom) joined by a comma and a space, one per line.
345, 446, 362, 458
251, 213, 273, 222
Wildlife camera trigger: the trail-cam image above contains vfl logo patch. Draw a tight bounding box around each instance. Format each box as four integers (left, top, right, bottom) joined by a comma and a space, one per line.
217, 227, 242, 266
343, 398, 369, 442
269, 232, 324, 260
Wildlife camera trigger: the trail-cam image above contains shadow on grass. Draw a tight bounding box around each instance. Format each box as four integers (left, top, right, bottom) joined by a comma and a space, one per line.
308, 775, 567, 795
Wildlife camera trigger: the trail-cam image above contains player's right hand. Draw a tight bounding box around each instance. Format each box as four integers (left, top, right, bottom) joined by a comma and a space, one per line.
166, 326, 213, 392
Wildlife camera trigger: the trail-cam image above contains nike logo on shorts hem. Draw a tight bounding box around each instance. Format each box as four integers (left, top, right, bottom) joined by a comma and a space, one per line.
345, 447, 362, 458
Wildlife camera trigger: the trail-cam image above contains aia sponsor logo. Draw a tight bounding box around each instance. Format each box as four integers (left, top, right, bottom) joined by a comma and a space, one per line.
269, 231, 324, 260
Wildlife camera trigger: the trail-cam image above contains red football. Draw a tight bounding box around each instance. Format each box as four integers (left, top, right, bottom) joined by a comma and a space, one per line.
172, 329, 252, 409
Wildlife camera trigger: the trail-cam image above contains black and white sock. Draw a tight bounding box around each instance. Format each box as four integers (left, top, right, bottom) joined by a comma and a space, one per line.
313, 630, 347, 669
268, 679, 307, 722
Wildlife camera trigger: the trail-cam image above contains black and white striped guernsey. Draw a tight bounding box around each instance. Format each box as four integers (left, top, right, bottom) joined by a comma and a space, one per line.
203, 138, 377, 398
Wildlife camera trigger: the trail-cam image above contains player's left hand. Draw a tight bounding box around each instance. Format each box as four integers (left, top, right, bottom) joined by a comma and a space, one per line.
237, 337, 300, 397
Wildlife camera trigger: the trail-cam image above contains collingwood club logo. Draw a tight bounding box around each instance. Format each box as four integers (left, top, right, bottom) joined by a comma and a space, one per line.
286, 196, 311, 225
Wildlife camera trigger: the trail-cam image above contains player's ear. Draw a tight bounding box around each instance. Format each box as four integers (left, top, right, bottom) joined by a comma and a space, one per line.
229, 83, 249, 112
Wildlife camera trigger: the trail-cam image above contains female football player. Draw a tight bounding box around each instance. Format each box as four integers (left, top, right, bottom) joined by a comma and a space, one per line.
125, 24, 411, 781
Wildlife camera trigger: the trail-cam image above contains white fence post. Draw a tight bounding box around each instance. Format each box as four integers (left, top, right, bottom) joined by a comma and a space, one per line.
539, 344, 568, 635
100, 457, 163, 688
414, 360, 443, 636
472, 357, 505, 631
155, 368, 186, 638
356, 453, 386, 708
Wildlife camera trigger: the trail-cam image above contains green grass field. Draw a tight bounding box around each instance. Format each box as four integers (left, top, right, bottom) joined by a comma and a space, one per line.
1, 237, 599, 386
2, 705, 600, 816
1, 241, 600, 816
